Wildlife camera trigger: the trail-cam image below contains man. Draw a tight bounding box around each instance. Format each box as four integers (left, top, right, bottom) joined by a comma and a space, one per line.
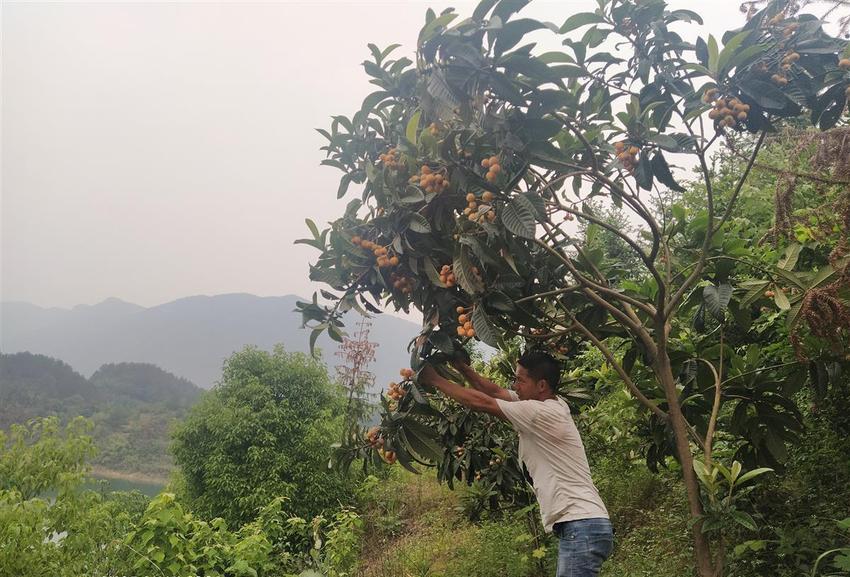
419, 350, 613, 577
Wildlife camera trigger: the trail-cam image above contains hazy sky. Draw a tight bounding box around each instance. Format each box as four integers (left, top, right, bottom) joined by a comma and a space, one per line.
2, 1, 838, 310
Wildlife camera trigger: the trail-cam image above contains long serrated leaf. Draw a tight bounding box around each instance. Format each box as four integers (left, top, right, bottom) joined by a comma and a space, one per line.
773, 269, 808, 291
810, 263, 841, 289
634, 154, 654, 191
773, 288, 790, 310
704, 283, 732, 321
650, 151, 684, 192
740, 281, 770, 308
472, 306, 502, 348
501, 196, 536, 239
453, 247, 485, 294
401, 419, 442, 461
408, 213, 432, 233
778, 244, 802, 271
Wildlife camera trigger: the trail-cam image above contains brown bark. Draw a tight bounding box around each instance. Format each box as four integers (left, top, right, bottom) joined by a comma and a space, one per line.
655, 347, 717, 577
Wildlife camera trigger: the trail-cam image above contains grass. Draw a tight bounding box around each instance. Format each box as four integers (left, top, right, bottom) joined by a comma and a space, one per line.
351, 457, 698, 577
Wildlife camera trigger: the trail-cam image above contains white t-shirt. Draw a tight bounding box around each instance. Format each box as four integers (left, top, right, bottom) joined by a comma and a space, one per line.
496, 390, 608, 532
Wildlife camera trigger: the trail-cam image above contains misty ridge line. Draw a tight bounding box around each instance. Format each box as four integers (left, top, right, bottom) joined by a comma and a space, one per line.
0, 292, 420, 393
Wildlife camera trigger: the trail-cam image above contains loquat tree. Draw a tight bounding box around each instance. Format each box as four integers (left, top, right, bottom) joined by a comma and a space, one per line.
297, 1, 850, 574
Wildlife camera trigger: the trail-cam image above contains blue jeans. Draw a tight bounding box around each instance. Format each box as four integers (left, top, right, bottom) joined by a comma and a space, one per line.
553, 517, 613, 577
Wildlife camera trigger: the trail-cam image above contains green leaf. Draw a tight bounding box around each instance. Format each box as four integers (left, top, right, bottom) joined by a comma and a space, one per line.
773, 288, 790, 310
494, 18, 545, 58
716, 31, 750, 75
732, 511, 758, 531
399, 186, 425, 204
777, 243, 802, 271
811, 262, 844, 289
650, 151, 684, 192
401, 420, 442, 461
309, 327, 324, 356
408, 213, 431, 233
559, 12, 605, 34
472, 306, 502, 348
406, 110, 422, 145
337, 173, 353, 199
704, 283, 732, 321
695, 37, 709, 67
453, 247, 485, 294
634, 154, 654, 191
473, 0, 499, 21
304, 218, 320, 239
735, 467, 773, 486
707, 34, 719, 74
738, 79, 790, 111
730, 461, 742, 483
500, 196, 537, 239
419, 12, 458, 47
786, 300, 804, 331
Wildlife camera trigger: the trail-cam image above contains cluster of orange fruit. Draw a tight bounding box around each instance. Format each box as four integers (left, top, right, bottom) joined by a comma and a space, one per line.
456, 305, 476, 338
365, 426, 384, 449
780, 51, 801, 72
704, 90, 750, 128
781, 22, 799, 37
488, 456, 503, 467
453, 445, 465, 458
410, 165, 450, 194
439, 264, 458, 287
379, 448, 397, 464
352, 236, 400, 269
464, 191, 497, 223
613, 141, 640, 172
379, 147, 401, 169
390, 272, 414, 294
386, 381, 406, 401
399, 367, 415, 379
427, 122, 440, 136
481, 155, 502, 183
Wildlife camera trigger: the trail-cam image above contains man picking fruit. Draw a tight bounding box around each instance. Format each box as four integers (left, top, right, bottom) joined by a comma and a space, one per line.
419, 351, 612, 577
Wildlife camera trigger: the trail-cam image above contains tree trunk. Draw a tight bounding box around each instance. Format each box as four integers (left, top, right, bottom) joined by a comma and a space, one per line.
655, 350, 717, 577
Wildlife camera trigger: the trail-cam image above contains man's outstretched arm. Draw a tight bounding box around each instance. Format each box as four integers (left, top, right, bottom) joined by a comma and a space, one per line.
419, 365, 506, 419
451, 359, 514, 402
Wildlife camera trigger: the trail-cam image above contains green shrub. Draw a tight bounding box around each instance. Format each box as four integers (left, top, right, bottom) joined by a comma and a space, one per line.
172, 346, 360, 526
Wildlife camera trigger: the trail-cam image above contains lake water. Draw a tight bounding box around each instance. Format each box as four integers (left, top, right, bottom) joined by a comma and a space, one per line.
88, 476, 165, 497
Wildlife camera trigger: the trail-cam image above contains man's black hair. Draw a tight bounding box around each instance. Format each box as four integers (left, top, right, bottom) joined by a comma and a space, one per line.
517, 350, 561, 392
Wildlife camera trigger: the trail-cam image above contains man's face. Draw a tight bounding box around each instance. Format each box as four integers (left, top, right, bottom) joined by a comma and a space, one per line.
513, 363, 545, 401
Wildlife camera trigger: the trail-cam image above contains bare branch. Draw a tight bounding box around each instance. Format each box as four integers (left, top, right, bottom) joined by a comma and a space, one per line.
564, 309, 668, 421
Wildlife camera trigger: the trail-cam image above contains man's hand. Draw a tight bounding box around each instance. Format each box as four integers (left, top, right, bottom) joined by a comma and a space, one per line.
450, 348, 472, 371
448, 357, 514, 402
418, 362, 506, 419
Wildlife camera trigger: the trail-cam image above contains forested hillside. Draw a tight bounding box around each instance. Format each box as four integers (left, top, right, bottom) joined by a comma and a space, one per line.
0, 352, 202, 477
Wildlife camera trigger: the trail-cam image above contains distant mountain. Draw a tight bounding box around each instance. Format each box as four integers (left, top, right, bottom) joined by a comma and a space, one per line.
0, 294, 420, 393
